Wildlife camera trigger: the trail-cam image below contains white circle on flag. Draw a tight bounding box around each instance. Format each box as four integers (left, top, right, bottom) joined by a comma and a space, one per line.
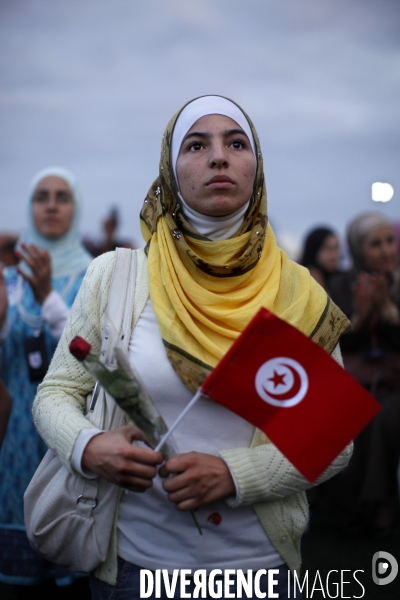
255, 357, 309, 407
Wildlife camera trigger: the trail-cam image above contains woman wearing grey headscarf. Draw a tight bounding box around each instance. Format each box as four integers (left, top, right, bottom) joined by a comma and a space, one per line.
311, 212, 400, 539
329, 212, 399, 327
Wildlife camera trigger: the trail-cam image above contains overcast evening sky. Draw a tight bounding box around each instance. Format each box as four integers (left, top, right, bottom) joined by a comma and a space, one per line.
0, 0, 399, 260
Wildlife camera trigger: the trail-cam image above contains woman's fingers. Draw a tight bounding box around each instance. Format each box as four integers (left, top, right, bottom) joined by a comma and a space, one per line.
124, 424, 146, 443
160, 451, 235, 510
17, 243, 48, 270
20, 242, 40, 258
17, 243, 43, 268
117, 467, 160, 492
82, 425, 163, 491
15, 244, 52, 304
159, 455, 188, 478
19, 244, 50, 274
164, 486, 197, 508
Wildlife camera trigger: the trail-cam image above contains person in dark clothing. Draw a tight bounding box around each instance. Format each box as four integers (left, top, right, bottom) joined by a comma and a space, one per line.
83, 207, 136, 257
300, 227, 341, 292
310, 212, 400, 539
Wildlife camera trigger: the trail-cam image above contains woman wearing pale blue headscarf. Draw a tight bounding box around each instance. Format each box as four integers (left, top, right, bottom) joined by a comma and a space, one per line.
0, 167, 91, 596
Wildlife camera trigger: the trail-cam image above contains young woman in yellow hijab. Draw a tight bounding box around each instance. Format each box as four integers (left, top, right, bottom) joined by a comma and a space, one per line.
34, 96, 352, 599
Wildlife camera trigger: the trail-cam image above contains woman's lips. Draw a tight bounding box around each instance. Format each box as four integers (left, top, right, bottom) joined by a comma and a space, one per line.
206, 176, 235, 189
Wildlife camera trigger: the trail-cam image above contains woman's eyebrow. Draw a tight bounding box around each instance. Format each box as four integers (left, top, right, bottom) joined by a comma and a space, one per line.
182, 128, 249, 143
223, 128, 248, 138
182, 131, 209, 143
33, 189, 49, 198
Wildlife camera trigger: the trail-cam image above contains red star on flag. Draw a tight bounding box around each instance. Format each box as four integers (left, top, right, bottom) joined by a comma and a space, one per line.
269, 370, 286, 388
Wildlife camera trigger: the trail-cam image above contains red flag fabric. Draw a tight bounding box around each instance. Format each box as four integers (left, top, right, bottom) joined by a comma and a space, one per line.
201, 307, 380, 482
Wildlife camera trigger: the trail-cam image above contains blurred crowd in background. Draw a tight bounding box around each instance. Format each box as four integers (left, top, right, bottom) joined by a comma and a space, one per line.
0, 169, 399, 598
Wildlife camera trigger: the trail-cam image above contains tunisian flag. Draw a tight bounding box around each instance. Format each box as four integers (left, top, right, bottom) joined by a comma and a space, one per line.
201, 307, 380, 482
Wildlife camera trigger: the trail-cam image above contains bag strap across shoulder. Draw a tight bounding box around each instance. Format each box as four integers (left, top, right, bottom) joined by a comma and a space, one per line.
88, 249, 137, 414
101, 248, 137, 367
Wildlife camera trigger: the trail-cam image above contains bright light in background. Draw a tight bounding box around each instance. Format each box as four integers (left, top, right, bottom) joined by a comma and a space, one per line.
372, 182, 394, 203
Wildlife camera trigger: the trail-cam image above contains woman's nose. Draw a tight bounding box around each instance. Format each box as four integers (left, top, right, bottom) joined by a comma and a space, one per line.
46, 193, 58, 210
382, 242, 393, 256
209, 141, 228, 167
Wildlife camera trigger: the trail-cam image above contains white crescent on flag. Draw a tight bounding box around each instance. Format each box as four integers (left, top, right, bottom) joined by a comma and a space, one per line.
255, 357, 309, 407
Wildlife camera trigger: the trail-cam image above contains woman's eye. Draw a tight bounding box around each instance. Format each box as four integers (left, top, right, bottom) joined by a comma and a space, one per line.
33, 193, 48, 203
57, 193, 72, 203
188, 142, 202, 151
230, 140, 245, 149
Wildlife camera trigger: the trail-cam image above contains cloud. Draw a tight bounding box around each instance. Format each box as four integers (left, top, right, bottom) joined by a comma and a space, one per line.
0, 0, 399, 246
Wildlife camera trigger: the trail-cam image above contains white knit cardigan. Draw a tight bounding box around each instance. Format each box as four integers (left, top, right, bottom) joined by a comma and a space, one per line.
33, 249, 353, 585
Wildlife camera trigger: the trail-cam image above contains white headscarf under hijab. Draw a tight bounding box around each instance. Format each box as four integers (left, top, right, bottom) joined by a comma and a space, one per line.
18, 167, 92, 278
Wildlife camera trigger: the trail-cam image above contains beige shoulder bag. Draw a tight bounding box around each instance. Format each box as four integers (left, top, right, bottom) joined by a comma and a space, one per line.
24, 248, 137, 573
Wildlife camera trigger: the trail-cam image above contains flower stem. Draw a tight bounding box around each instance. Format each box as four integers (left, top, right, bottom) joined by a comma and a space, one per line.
190, 510, 202, 535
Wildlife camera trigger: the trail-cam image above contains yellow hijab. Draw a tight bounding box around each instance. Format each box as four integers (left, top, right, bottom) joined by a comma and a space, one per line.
140, 96, 349, 392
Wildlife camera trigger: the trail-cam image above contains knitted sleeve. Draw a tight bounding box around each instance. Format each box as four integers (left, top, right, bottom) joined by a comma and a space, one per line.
220, 342, 353, 506
32, 252, 116, 471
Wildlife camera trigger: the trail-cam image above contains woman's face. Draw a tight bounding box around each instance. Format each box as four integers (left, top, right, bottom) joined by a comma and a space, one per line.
316, 234, 340, 273
176, 114, 256, 217
32, 176, 74, 238
362, 224, 398, 273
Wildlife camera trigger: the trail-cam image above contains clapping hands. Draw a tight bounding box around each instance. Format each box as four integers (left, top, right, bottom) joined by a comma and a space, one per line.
16, 243, 52, 305
352, 271, 399, 328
